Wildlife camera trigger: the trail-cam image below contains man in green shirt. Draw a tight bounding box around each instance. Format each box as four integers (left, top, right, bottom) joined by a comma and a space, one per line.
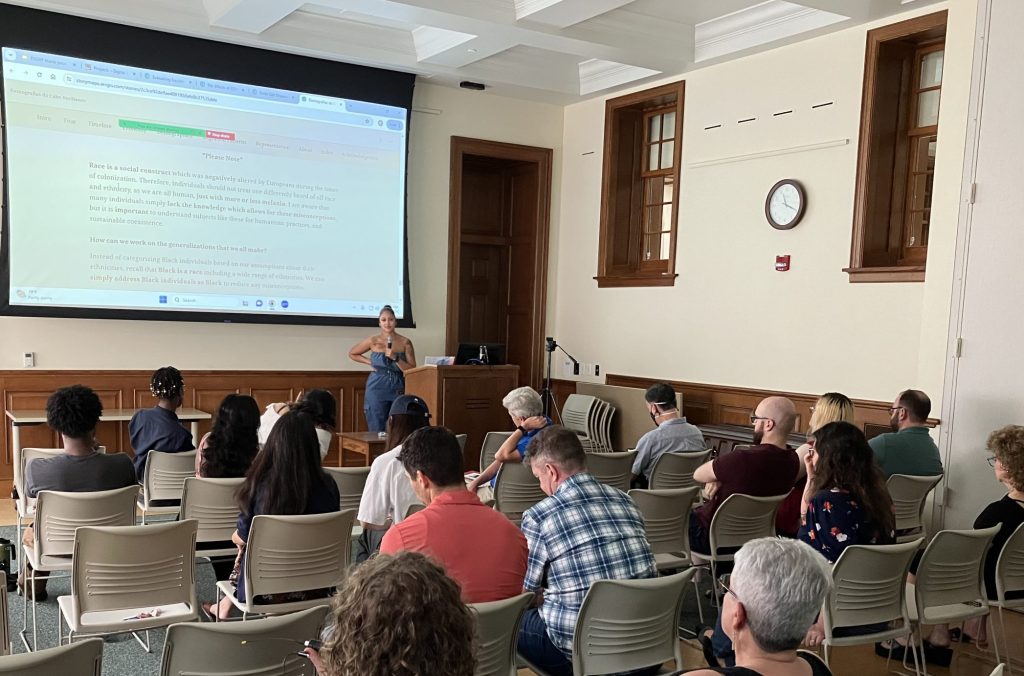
869, 389, 943, 477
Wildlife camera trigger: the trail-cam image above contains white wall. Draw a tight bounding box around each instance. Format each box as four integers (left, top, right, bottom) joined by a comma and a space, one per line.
0, 82, 564, 371
550, 2, 975, 406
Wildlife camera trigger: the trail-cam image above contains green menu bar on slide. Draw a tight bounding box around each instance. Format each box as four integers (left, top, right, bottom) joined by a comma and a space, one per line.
118, 119, 205, 137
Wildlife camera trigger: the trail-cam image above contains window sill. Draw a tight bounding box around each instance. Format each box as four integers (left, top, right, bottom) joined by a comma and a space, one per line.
843, 266, 925, 283
594, 273, 678, 288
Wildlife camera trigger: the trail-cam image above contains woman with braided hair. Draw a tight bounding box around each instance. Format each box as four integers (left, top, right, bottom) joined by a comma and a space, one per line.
128, 366, 195, 480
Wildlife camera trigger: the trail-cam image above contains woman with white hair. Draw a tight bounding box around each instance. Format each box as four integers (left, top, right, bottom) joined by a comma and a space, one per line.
467, 386, 551, 503
681, 538, 834, 676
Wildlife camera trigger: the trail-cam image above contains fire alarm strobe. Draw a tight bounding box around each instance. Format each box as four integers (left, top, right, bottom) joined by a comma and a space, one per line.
775, 255, 791, 272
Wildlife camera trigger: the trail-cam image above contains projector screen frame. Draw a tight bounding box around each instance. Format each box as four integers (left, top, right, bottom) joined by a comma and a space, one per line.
0, 3, 416, 329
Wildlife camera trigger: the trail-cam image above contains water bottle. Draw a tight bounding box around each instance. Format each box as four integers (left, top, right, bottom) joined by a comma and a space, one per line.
478, 345, 489, 365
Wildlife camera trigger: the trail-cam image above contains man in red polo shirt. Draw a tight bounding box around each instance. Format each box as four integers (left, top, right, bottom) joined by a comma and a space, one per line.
380, 426, 528, 603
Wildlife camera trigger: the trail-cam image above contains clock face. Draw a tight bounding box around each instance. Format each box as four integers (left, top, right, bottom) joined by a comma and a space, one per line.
766, 180, 805, 230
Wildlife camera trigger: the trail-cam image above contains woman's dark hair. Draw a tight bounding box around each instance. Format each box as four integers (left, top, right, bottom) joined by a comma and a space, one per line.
378, 304, 395, 319
201, 394, 260, 479
320, 551, 475, 676
47, 385, 103, 439
292, 389, 337, 430
811, 421, 895, 539
385, 413, 430, 453
150, 366, 185, 400
237, 410, 327, 516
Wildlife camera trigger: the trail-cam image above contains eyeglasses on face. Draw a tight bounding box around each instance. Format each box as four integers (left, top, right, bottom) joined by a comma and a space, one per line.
987, 455, 998, 468
889, 406, 905, 414
717, 576, 739, 602
749, 414, 772, 424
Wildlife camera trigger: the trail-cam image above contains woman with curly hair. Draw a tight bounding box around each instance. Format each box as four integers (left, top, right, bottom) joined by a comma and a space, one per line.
305, 551, 475, 676
128, 366, 195, 480
195, 394, 260, 478
957, 425, 1024, 645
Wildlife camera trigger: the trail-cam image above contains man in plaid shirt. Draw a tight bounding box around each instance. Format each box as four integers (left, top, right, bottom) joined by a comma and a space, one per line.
516, 426, 657, 676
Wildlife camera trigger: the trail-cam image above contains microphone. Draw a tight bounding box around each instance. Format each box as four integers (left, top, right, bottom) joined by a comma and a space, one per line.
386, 336, 393, 349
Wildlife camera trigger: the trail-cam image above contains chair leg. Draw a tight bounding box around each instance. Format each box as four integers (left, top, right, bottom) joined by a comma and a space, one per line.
997, 608, 1009, 675
692, 576, 705, 625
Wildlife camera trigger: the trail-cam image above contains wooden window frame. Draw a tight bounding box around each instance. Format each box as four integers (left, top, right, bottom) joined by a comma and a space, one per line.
595, 81, 684, 288
845, 11, 946, 283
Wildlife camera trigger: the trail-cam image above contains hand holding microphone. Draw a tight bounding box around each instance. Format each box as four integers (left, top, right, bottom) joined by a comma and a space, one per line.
386, 335, 393, 360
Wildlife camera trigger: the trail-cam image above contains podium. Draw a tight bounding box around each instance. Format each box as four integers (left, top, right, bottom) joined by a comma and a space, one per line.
404, 364, 520, 471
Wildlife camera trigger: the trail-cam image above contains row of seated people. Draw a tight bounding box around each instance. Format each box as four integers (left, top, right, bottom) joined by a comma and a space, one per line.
16, 374, 1024, 675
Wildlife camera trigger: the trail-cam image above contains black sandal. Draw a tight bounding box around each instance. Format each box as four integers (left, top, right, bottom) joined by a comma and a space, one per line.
699, 631, 719, 668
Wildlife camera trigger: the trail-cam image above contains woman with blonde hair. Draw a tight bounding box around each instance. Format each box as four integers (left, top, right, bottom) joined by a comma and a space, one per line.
305, 551, 475, 676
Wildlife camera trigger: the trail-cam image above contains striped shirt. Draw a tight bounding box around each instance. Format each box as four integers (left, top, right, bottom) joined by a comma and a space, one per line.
521, 472, 656, 654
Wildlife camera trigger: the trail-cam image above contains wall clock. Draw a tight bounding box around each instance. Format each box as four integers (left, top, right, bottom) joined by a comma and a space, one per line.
765, 179, 806, 230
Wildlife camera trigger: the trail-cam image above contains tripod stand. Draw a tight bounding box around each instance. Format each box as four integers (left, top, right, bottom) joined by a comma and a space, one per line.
540, 336, 579, 424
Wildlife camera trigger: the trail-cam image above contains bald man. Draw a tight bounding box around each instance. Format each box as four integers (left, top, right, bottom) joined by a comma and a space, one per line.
689, 396, 800, 554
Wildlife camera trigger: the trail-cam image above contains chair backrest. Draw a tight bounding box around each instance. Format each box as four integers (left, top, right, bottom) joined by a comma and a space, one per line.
0, 571, 8, 657
628, 487, 701, 559
324, 466, 372, 513
990, 664, 1006, 676
16, 448, 63, 514
585, 451, 637, 493
649, 449, 712, 491
468, 592, 533, 676
180, 477, 244, 546
708, 493, 788, 555
480, 432, 513, 470
244, 511, 353, 605
572, 570, 694, 675
160, 606, 329, 676
824, 539, 923, 635
492, 461, 546, 525
916, 525, 1001, 613
0, 637, 103, 675
996, 522, 1024, 602
71, 520, 198, 617
886, 474, 942, 536
143, 450, 199, 504
562, 395, 596, 435
456, 434, 468, 452
34, 486, 139, 558
405, 503, 425, 519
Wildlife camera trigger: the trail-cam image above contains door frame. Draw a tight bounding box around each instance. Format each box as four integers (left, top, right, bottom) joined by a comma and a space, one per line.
446, 136, 553, 389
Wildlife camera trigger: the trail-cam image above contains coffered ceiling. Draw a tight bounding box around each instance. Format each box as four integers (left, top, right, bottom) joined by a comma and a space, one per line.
5, 0, 943, 103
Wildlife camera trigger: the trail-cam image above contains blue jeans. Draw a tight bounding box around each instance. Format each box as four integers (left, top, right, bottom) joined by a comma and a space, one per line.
517, 609, 573, 676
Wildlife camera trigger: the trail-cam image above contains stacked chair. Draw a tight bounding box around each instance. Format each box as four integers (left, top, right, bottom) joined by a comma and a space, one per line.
562, 394, 615, 454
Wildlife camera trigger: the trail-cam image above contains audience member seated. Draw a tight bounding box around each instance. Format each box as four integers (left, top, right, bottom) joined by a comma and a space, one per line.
206, 410, 340, 620
468, 386, 551, 504
128, 365, 195, 480
630, 382, 706, 488
517, 426, 657, 676
690, 397, 800, 555
22, 384, 137, 602
869, 389, 942, 477
380, 426, 528, 602
681, 538, 833, 676
777, 393, 856, 537
798, 421, 895, 647
355, 395, 431, 561
257, 389, 337, 460
195, 393, 260, 478
954, 425, 1024, 647
305, 551, 474, 676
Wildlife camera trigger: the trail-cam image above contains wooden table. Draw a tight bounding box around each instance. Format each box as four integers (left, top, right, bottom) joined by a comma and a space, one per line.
337, 431, 388, 467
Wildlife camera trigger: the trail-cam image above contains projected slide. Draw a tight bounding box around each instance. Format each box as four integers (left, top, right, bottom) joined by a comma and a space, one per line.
1, 48, 407, 319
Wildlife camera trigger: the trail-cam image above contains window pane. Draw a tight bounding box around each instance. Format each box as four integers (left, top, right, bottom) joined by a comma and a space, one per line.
920, 50, 944, 88
644, 206, 662, 234
662, 203, 672, 226
663, 177, 674, 203
643, 234, 667, 261
645, 176, 665, 205
663, 112, 676, 140
905, 210, 930, 248
660, 140, 674, 169
648, 144, 659, 171
661, 231, 672, 260
917, 89, 941, 127
648, 114, 662, 142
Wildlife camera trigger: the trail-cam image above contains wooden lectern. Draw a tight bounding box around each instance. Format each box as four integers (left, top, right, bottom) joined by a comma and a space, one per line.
404, 364, 520, 471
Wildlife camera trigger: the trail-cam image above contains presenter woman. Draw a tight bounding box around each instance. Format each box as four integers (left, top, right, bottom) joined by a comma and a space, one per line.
348, 305, 416, 432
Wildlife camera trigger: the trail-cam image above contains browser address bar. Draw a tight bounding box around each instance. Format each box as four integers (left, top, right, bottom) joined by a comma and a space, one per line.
71, 75, 221, 105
